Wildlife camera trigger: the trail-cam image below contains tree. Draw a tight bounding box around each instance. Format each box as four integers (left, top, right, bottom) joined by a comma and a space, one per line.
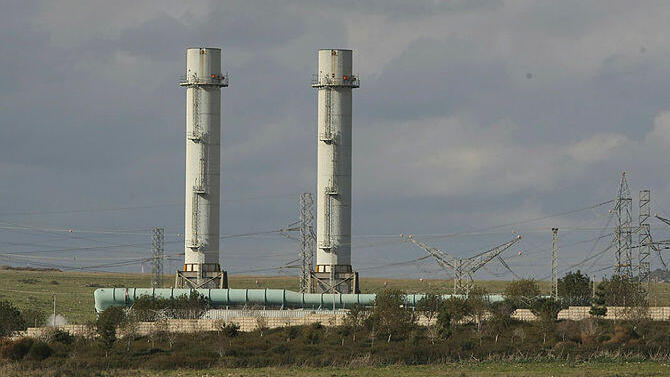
151, 316, 168, 348
530, 297, 565, 344
435, 308, 452, 341
120, 309, 139, 351
590, 275, 647, 321
0, 300, 26, 339
467, 286, 489, 335
431, 296, 469, 343
558, 270, 591, 306
590, 281, 608, 317
488, 299, 517, 342
530, 297, 564, 322
593, 275, 646, 307
369, 288, 415, 342
416, 293, 443, 322
442, 297, 470, 326
256, 316, 268, 337
96, 306, 126, 351
503, 279, 540, 308
344, 303, 368, 342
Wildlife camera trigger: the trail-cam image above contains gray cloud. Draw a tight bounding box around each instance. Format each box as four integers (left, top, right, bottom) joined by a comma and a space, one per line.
2, 1, 670, 280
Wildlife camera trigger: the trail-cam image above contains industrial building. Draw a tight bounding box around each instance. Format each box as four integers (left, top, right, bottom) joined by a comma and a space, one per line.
86, 48, 658, 316
312, 49, 360, 294
172, 47, 361, 293
176, 48, 228, 289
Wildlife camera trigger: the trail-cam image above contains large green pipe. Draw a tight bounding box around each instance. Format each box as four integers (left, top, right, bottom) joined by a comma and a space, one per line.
94, 288, 505, 313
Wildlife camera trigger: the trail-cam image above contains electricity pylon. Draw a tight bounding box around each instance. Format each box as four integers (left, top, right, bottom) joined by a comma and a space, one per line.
402, 234, 522, 296
151, 227, 165, 288
298, 193, 316, 293
552, 228, 559, 298
638, 190, 651, 298
613, 172, 633, 278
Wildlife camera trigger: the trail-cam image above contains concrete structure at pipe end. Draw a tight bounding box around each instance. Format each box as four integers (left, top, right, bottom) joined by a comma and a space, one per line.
93, 287, 507, 313
312, 49, 360, 294
177, 47, 228, 289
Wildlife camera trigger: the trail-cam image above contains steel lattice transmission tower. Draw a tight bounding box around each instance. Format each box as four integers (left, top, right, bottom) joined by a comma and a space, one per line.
403, 234, 522, 296
299, 193, 316, 292
552, 228, 559, 298
151, 227, 165, 288
638, 189, 651, 297
613, 172, 633, 278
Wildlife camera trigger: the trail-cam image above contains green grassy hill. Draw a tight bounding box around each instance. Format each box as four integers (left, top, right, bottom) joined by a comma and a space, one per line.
2, 269, 670, 324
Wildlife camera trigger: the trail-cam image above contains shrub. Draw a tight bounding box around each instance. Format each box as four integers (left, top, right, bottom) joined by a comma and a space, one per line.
39, 327, 74, 345
287, 326, 301, 340
0, 300, 27, 338
531, 297, 565, 322
222, 323, 240, 337
552, 340, 579, 355
589, 305, 607, 317
442, 297, 470, 325
0, 337, 33, 360
435, 308, 452, 339
25, 340, 52, 360
416, 293, 443, 321
578, 318, 599, 346
20, 308, 46, 328
503, 279, 540, 308
303, 325, 321, 345
132, 291, 211, 320
556, 321, 581, 343
489, 299, 517, 326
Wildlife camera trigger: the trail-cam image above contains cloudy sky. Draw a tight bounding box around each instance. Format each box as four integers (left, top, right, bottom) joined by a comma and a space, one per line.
2, 0, 670, 281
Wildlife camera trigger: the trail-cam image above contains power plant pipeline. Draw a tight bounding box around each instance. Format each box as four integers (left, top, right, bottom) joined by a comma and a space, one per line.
94, 288, 505, 313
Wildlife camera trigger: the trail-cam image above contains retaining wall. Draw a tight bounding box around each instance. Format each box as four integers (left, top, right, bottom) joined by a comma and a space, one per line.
19, 306, 670, 338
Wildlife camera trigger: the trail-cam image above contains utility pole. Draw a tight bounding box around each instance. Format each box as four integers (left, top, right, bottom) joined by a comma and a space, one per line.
151, 227, 165, 288
638, 189, 651, 300
552, 228, 559, 298
52, 294, 56, 328
299, 193, 315, 293
613, 172, 633, 278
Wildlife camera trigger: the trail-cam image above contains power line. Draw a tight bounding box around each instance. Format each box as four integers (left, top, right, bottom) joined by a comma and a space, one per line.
0, 194, 297, 218
425, 199, 614, 241
357, 255, 433, 272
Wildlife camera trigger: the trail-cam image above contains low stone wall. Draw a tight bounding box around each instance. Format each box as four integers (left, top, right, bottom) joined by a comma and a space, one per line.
123, 314, 346, 336
24, 324, 93, 339
19, 306, 670, 338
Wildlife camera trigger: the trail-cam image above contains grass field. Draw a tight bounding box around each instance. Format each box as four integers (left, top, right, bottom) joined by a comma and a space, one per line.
2, 361, 670, 377
2, 269, 670, 324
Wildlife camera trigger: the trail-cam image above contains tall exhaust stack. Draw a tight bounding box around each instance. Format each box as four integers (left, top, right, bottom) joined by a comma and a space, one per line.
312, 49, 359, 293
177, 47, 228, 289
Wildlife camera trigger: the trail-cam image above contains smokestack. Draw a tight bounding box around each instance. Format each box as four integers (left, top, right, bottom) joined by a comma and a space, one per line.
177, 47, 228, 288
312, 49, 359, 293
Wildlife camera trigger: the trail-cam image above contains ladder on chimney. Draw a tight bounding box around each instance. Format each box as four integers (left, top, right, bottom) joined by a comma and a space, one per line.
187, 85, 207, 250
